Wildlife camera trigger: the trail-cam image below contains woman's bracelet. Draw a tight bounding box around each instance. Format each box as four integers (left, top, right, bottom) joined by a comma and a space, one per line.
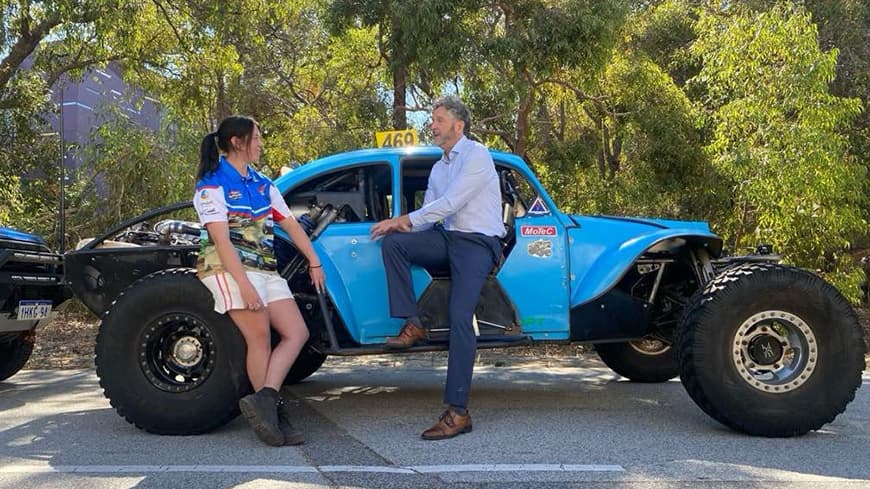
309, 264, 322, 269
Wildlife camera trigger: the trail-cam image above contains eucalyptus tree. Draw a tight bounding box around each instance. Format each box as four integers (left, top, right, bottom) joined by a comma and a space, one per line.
691, 4, 866, 300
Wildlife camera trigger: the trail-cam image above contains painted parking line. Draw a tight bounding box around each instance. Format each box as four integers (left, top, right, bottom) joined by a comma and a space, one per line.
0, 463, 625, 474
411, 464, 624, 473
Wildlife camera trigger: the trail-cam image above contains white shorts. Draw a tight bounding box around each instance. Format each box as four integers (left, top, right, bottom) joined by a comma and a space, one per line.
201, 271, 294, 314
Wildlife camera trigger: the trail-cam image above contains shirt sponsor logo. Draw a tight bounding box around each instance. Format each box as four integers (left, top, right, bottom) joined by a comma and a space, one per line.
520, 225, 557, 237
200, 202, 220, 215
227, 190, 243, 201
200, 189, 211, 200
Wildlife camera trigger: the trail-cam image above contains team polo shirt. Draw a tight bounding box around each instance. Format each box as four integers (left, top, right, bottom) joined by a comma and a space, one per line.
192, 156, 293, 278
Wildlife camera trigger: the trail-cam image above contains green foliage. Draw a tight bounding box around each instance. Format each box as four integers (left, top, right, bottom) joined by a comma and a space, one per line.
692, 4, 867, 301
248, 17, 389, 169
530, 5, 722, 224
0, 71, 62, 244
630, 0, 701, 87
63, 105, 198, 249
1, 0, 868, 301
460, 0, 627, 156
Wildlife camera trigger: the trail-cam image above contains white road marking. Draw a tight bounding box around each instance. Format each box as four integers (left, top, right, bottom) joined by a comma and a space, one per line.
0, 463, 624, 474
411, 464, 624, 473
320, 465, 415, 474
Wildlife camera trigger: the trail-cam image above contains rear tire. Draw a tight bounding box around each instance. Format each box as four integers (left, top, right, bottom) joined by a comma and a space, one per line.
283, 344, 326, 385
596, 338, 678, 383
677, 263, 866, 437
0, 335, 34, 382
96, 269, 249, 435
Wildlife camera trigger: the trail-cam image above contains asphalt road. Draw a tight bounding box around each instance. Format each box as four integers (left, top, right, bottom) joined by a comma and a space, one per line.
1, 356, 869, 489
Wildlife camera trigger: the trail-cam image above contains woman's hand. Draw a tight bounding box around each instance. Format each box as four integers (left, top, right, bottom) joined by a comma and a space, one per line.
309, 265, 325, 293
239, 280, 264, 311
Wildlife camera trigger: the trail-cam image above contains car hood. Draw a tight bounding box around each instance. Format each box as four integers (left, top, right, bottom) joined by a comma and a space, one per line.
0, 226, 47, 246
573, 215, 713, 233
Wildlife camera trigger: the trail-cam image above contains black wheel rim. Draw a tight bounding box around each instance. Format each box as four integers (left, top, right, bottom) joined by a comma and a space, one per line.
138, 313, 217, 392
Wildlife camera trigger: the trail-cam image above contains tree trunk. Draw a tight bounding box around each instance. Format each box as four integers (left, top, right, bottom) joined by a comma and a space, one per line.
392, 63, 407, 130
594, 117, 606, 180
215, 72, 230, 122
515, 81, 535, 158
609, 135, 622, 176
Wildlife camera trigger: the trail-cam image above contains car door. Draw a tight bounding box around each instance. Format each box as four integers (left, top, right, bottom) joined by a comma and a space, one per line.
494, 162, 571, 340
278, 159, 395, 344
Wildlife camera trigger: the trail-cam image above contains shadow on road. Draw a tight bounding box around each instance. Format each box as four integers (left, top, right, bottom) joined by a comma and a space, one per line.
0, 366, 868, 487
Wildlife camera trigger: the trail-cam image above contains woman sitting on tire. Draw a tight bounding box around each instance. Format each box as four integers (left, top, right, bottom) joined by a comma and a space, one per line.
193, 115, 325, 447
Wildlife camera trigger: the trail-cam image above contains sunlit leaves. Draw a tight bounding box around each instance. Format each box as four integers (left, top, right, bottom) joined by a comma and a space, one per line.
693, 4, 867, 300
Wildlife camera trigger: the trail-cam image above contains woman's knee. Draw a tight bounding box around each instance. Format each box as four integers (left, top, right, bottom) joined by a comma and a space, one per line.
279, 321, 309, 344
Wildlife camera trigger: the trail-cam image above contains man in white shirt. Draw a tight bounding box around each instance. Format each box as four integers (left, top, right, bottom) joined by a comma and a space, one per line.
370, 96, 505, 440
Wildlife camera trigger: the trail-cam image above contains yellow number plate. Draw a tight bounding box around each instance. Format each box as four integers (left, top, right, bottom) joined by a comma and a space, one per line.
375, 129, 419, 148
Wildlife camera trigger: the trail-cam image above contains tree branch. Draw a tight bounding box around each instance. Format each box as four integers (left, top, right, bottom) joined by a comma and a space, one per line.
539, 78, 608, 104
0, 12, 63, 91
150, 0, 189, 53
0, 7, 101, 95
45, 55, 124, 89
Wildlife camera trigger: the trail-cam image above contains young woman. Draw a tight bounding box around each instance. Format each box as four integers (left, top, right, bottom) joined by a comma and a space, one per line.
193, 115, 324, 446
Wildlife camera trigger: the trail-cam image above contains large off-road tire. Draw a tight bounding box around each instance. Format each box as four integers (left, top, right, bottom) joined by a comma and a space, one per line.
0, 335, 34, 382
283, 344, 327, 385
595, 337, 678, 383
677, 263, 866, 437
96, 269, 249, 435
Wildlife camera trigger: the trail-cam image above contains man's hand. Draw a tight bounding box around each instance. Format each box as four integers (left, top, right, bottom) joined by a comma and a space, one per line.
370, 215, 412, 239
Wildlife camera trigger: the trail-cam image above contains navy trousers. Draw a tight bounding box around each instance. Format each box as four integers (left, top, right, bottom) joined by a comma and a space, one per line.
381, 227, 501, 409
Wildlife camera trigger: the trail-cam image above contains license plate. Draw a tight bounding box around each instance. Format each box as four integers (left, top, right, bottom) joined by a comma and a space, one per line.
17, 300, 52, 320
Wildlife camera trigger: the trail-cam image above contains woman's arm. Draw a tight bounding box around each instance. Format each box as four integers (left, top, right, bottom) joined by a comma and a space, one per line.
278, 217, 326, 292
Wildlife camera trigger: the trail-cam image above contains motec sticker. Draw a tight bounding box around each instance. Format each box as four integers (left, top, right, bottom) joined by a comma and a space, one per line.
527, 239, 553, 258
520, 225, 557, 237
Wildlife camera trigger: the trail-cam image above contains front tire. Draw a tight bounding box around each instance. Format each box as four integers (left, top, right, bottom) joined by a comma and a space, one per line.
595, 337, 678, 382
0, 335, 34, 381
96, 269, 249, 435
677, 263, 866, 437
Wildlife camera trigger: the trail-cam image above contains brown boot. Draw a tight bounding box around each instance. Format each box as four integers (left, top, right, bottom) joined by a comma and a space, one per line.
385, 321, 427, 349
421, 409, 472, 441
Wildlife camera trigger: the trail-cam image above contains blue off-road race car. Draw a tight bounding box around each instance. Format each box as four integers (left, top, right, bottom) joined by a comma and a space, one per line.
64, 146, 866, 438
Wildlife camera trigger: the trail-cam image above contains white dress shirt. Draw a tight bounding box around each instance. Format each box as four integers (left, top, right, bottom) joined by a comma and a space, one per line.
408, 136, 506, 238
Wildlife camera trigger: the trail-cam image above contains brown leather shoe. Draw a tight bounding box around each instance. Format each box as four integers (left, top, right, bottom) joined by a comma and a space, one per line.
385, 321, 427, 349
421, 409, 472, 441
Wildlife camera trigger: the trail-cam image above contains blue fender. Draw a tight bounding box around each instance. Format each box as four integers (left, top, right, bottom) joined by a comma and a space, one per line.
0, 226, 47, 246
568, 215, 722, 307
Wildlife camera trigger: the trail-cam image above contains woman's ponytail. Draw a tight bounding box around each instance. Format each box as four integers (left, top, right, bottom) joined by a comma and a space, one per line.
196, 131, 220, 181
195, 116, 258, 182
